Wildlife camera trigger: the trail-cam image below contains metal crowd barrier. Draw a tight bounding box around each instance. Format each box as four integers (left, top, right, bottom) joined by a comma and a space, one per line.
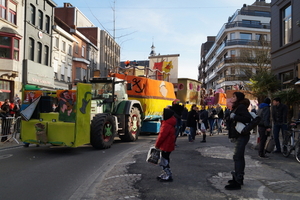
0, 116, 21, 144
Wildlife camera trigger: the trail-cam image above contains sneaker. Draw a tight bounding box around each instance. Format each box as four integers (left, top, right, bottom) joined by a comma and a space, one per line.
159, 176, 173, 182
200, 140, 206, 143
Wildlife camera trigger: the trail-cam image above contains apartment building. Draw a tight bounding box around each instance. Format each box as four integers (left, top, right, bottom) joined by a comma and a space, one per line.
55, 3, 120, 80
270, 0, 300, 89
199, 0, 271, 91
23, 0, 57, 89
52, 24, 77, 89
0, 0, 24, 100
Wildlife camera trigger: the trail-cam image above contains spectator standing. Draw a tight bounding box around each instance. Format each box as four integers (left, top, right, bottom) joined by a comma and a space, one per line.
13, 99, 22, 117
180, 106, 188, 136
199, 105, 209, 142
207, 105, 217, 136
170, 99, 184, 145
224, 107, 230, 131
225, 92, 252, 190
1, 99, 10, 114
216, 104, 224, 134
257, 98, 272, 158
155, 108, 177, 182
272, 97, 288, 153
186, 104, 199, 142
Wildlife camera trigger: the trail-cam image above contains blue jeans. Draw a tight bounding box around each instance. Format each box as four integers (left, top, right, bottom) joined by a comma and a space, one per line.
189, 127, 196, 142
217, 118, 223, 133
233, 134, 250, 184
273, 123, 288, 152
208, 118, 216, 133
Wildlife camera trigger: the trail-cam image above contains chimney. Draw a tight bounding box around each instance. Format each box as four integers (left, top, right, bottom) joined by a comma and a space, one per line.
64, 3, 73, 7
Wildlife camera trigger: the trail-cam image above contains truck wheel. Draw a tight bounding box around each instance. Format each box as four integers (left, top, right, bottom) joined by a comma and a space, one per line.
120, 107, 141, 142
91, 114, 116, 149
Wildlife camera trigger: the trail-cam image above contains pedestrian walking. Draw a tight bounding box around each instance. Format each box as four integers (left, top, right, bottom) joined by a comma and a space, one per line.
225, 92, 252, 190
186, 104, 199, 142
257, 98, 272, 158
272, 97, 288, 153
216, 104, 224, 134
155, 108, 177, 182
199, 105, 209, 142
180, 106, 188, 136
207, 105, 217, 136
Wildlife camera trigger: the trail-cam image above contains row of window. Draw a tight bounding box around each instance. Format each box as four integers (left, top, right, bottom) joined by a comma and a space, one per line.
28, 37, 49, 65
30, 4, 50, 34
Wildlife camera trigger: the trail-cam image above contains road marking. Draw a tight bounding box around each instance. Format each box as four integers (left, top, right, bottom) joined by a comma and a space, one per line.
0, 154, 13, 159
257, 185, 266, 199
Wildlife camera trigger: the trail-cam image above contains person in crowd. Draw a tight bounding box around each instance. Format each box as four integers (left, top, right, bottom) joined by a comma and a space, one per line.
216, 104, 224, 134
186, 104, 199, 142
180, 105, 188, 136
207, 105, 217, 136
9, 100, 15, 116
0, 100, 12, 142
155, 108, 177, 182
1, 99, 10, 114
272, 97, 288, 153
199, 105, 209, 143
225, 92, 252, 190
224, 107, 231, 131
251, 105, 257, 133
257, 97, 272, 158
13, 99, 22, 117
170, 99, 184, 145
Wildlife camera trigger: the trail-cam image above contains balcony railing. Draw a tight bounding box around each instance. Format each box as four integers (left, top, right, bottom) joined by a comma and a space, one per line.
225, 21, 270, 29
226, 39, 270, 46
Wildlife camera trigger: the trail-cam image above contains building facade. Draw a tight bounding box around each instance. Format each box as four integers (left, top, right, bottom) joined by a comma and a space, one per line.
52, 24, 77, 89
271, 0, 300, 89
23, 0, 57, 89
55, 3, 119, 80
0, 0, 24, 100
199, 0, 271, 91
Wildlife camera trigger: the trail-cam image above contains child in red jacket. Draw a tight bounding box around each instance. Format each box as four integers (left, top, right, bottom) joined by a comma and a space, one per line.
155, 108, 177, 182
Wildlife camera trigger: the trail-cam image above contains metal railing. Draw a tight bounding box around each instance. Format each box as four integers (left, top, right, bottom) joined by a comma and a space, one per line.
0, 116, 21, 144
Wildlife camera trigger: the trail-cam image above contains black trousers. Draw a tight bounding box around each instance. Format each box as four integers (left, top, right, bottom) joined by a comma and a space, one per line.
258, 126, 268, 156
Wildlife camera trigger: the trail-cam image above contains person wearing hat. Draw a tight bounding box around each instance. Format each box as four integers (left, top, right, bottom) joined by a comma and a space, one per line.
257, 98, 272, 158
225, 91, 252, 190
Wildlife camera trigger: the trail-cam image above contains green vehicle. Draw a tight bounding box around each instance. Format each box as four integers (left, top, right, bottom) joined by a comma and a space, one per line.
21, 77, 144, 149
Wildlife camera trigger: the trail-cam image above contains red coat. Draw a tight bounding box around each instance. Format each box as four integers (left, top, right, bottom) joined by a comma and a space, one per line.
155, 116, 176, 152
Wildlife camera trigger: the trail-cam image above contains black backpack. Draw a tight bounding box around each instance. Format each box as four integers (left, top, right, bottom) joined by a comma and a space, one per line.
240, 112, 261, 135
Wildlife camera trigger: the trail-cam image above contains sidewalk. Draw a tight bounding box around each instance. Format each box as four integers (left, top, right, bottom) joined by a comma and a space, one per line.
0, 135, 23, 149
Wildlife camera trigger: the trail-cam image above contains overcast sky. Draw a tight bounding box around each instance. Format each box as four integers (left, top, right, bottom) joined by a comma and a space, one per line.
54, 0, 271, 80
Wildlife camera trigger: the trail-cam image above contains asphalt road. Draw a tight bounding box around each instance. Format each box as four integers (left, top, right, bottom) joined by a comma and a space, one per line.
0, 138, 145, 200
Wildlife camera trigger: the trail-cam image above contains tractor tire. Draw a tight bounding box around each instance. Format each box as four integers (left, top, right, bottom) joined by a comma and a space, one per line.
120, 106, 141, 142
91, 114, 116, 149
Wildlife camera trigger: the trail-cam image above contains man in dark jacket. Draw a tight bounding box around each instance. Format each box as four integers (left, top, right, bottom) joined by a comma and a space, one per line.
257, 98, 272, 158
272, 97, 288, 153
187, 104, 199, 142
